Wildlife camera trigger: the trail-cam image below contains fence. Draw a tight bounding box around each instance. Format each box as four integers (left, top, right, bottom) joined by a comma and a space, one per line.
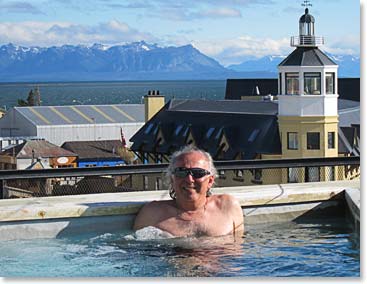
0, 156, 360, 199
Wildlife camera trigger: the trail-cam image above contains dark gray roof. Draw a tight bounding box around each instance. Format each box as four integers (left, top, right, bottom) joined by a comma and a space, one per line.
279, 47, 337, 66
338, 99, 360, 127
130, 99, 281, 160
168, 99, 278, 115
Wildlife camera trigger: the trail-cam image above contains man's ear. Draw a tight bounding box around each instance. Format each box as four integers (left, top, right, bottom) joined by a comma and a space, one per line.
207, 175, 215, 188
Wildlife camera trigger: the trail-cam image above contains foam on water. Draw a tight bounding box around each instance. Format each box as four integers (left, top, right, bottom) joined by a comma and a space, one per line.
124, 226, 175, 240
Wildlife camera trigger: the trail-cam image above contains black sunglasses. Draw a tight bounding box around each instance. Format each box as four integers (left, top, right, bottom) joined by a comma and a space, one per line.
173, 167, 211, 179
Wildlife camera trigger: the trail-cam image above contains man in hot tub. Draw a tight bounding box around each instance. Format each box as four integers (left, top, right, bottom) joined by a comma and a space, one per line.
133, 146, 244, 237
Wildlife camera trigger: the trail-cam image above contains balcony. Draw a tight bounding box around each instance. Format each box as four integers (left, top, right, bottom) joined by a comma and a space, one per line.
291, 35, 324, 47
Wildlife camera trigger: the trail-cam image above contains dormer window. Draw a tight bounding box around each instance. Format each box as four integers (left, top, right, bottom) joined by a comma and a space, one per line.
174, 124, 183, 135
248, 129, 260, 142
215, 127, 223, 140
206, 127, 215, 138
144, 123, 154, 134
182, 125, 189, 137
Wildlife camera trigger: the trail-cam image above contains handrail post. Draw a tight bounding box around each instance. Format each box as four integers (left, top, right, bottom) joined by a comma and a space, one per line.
0, 179, 4, 199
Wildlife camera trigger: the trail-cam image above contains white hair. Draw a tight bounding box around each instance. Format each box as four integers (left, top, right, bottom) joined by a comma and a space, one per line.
164, 145, 217, 199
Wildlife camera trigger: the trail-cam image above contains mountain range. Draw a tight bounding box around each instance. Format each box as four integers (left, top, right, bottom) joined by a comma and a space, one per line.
0, 42, 360, 82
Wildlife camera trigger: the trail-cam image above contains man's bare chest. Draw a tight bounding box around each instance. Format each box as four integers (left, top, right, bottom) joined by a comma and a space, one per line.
156, 213, 233, 237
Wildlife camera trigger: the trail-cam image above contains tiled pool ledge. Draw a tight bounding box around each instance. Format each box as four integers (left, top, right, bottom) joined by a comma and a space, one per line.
0, 180, 360, 241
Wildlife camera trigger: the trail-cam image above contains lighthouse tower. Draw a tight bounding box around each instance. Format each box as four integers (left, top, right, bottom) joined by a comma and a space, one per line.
277, 3, 339, 181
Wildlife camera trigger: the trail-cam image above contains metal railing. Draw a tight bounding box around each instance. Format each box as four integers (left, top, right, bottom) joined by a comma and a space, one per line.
291, 35, 324, 47
0, 156, 360, 199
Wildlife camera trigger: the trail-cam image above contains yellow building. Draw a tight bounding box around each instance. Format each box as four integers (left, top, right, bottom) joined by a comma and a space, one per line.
129, 7, 359, 189
277, 7, 340, 183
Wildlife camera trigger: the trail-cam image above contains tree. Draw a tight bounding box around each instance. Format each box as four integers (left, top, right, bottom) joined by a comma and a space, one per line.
27, 90, 35, 106
17, 87, 42, 107
17, 99, 28, 106
34, 86, 41, 106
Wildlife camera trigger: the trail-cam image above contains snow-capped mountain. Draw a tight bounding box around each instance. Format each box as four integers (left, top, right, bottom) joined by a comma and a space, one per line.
0, 42, 229, 81
0, 42, 360, 81
228, 53, 360, 78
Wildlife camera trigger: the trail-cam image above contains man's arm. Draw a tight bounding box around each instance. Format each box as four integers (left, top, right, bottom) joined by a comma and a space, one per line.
219, 194, 244, 234
230, 196, 244, 234
133, 201, 162, 231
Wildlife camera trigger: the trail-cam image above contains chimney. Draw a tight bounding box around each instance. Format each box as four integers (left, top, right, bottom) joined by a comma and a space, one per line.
144, 90, 165, 122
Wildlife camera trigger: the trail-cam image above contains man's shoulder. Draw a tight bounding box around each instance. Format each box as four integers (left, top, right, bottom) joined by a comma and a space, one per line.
212, 193, 238, 202
142, 199, 174, 210
210, 193, 241, 209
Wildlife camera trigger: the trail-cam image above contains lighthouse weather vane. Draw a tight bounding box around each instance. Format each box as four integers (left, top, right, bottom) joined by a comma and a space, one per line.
302, 0, 312, 8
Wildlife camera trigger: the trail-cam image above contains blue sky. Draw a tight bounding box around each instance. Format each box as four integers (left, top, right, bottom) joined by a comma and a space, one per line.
0, 0, 360, 66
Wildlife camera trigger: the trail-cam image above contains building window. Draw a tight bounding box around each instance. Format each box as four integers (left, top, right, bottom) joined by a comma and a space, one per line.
326, 72, 335, 94
218, 170, 226, 179
327, 166, 335, 181
155, 177, 162, 190
251, 169, 262, 184
143, 175, 149, 190
304, 72, 321, 95
307, 132, 320, 150
328, 132, 335, 149
306, 167, 320, 182
287, 132, 298, 150
233, 169, 244, 182
279, 73, 282, 94
286, 73, 299, 94
288, 167, 300, 183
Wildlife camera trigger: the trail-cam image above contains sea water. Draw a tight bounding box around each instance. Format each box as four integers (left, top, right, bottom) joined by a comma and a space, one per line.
0, 217, 359, 277
0, 80, 226, 109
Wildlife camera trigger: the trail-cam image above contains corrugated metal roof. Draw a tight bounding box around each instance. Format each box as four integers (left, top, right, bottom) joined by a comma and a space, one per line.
14, 104, 144, 126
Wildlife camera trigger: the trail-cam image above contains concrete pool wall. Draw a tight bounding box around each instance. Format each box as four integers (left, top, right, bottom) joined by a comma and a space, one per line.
0, 180, 360, 241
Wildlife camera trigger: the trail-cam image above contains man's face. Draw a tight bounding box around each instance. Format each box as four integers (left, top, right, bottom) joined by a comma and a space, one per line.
172, 152, 215, 204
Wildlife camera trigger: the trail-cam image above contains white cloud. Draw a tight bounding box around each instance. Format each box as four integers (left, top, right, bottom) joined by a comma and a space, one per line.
324, 35, 360, 56
197, 7, 242, 18
192, 33, 360, 66
192, 36, 291, 66
0, 20, 156, 46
